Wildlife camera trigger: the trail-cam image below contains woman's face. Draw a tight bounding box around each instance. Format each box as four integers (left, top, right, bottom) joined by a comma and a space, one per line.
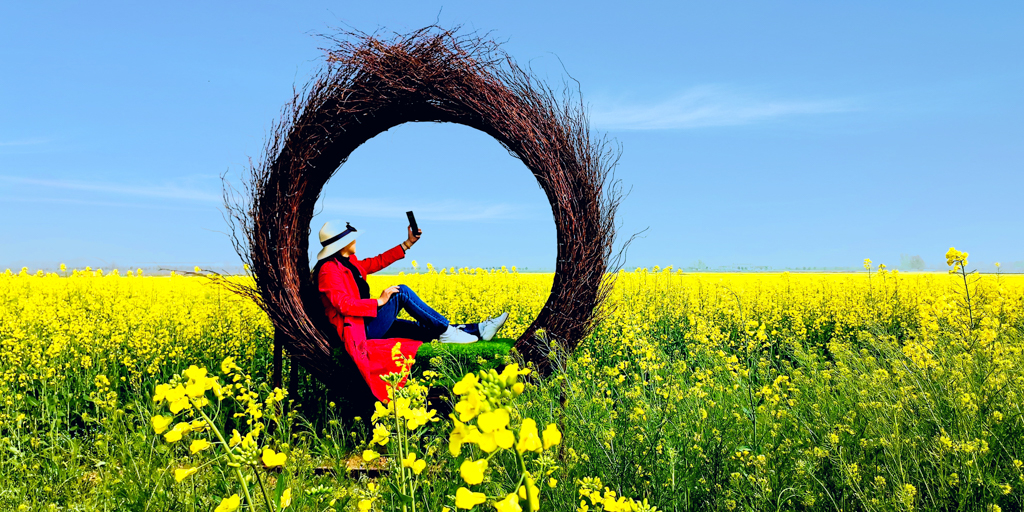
341, 240, 357, 256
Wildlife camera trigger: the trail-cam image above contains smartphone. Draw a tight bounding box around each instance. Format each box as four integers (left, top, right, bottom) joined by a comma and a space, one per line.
406, 211, 419, 237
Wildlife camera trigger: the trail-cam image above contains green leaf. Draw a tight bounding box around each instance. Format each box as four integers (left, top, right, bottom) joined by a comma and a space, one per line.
275, 470, 289, 501
385, 480, 414, 505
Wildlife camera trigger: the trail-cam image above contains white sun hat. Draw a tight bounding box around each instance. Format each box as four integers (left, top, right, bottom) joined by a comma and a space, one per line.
316, 221, 361, 261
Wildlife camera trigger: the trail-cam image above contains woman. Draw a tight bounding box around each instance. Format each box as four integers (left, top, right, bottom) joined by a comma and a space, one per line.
312, 220, 508, 401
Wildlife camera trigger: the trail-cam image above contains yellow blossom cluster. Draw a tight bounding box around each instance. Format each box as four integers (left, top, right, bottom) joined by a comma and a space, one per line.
946, 247, 969, 273
446, 364, 563, 512
3, 257, 1024, 510
149, 359, 290, 510
577, 477, 658, 512
0, 269, 271, 421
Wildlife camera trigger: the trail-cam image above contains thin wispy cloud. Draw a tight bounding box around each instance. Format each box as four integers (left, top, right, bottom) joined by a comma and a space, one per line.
0, 138, 49, 147
0, 195, 212, 211
590, 85, 855, 130
319, 197, 542, 222
0, 175, 220, 202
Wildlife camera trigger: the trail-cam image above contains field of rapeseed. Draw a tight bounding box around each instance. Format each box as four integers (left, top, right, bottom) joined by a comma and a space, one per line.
2, 251, 1024, 511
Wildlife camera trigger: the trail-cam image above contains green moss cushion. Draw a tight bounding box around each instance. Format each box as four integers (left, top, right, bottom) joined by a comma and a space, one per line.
416, 338, 515, 359
413, 338, 515, 386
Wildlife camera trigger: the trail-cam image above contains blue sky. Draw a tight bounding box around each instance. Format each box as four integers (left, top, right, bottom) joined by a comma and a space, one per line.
1, 2, 1022, 272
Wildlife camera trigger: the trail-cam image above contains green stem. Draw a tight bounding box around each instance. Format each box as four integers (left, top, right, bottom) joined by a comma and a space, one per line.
960, 264, 974, 330
393, 385, 410, 512
408, 420, 417, 512
194, 401, 256, 509
514, 443, 528, 492
255, 470, 276, 512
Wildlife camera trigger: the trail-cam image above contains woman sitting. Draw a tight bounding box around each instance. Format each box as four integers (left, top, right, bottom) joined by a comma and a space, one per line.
312, 219, 508, 367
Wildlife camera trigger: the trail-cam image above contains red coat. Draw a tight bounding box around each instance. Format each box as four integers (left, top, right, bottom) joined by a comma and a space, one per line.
318, 244, 421, 402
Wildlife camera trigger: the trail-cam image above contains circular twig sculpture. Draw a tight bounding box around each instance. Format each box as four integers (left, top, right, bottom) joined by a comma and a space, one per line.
225, 26, 623, 398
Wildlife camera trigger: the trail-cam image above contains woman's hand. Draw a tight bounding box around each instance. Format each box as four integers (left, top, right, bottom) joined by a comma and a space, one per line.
377, 285, 401, 307
401, 226, 421, 251
405, 226, 422, 247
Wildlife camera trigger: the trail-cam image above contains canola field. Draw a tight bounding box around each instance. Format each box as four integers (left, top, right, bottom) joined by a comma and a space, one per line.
2, 256, 1024, 511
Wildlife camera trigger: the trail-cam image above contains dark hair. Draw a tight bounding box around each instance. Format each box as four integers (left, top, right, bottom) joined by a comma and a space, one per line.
310, 254, 341, 287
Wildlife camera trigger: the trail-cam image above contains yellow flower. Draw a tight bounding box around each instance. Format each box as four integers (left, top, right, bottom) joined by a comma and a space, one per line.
548, 478, 557, 488
164, 422, 190, 443
372, 401, 392, 422
228, 429, 241, 447
450, 419, 476, 457
183, 365, 207, 382
498, 363, 529, 386
452, 372, 480, 395
363, 449, 381, 462
493, 428, 515, 450
402, 452, 418, 469
517, 419, 543, 453
455, 487, 487, 509
945, 247, 969, 268
174, 467, 198, 482
394, 396, 412, 419
371, 423, 391, 446
189, 439, 211, 454
163, 428, 184, 443
215, 494, 241, 512
153, 383, 171, 403
542, 423, 562, 449
454, 392, 483, 422
494, 493, 522, 512
262, 447, 287, 468
151, 414, 172, 434
169, 396, 191, 414
358, 499, 374, 512
185, 381, 207, 399
460, 458, 488, 485
406, 406, 437, 430
221, 356, 238, 375
478, 409, 510, 433
476, 429, 498, 453
280, 488, 292, 509
242, 431, 259, 451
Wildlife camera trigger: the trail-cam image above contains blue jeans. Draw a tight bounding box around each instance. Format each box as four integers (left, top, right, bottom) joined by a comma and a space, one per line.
365, 284, 479, 341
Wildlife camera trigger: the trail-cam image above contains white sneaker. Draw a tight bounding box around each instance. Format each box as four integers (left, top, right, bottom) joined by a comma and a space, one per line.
438, 325, 478, 344
479, 312, 509, 341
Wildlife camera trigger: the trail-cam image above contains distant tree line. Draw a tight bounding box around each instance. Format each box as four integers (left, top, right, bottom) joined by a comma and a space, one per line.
900, 254, 927, 271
